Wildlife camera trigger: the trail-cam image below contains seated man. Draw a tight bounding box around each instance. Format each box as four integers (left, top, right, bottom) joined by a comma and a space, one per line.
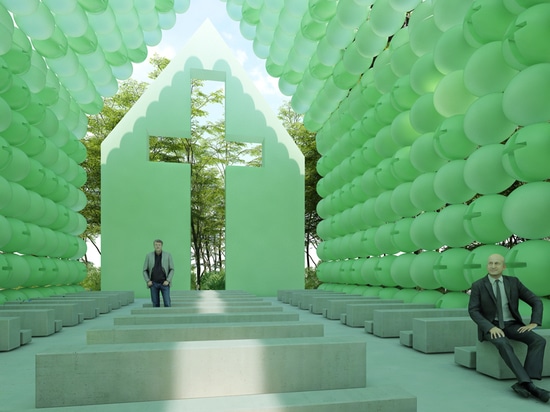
468, 253, 549, 402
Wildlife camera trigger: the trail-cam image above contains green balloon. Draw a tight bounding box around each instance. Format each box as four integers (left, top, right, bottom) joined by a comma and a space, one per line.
391, 217, 419, 253
390, 252, 417, 288
463, 0, 515, 47
410, 93, 445, 134
436, 292, 469, 308
464, 194, 511, 244
433, 115, 476, 161
503, 63, 550, 126
433, 25, 476, 75
464, 93, 517, 145
410, 212, 442, 251
502, 182, 550, 239
434, 160, 476, 204
374, 254, 398, 287
463, 41, 519, 96
433, 248, 471, 291
393, 288, 420, 302
410, 172, 445, 212
390, 75, 420, 111
391, 111, 421, 148
411, 251, 441, 288
390, 183, 420, 218
433, 70, 477, 117
375, 158, 402, 191
361, 256, 381, 285
409, 53, 444, 95
378, 287, 400, 299
507, 240, 550, 296
374, 223, 399, 255
503, 122, 550, 182
409, 15, 442, 57
434, 204, 473, 247
411, 290, 443, 304
374, 190, 400, 223
374, 125, 399, 158
391, 146, 421, 183
409, 132, 448, 173
464, 144, 515, 194
433, 0, 475, 31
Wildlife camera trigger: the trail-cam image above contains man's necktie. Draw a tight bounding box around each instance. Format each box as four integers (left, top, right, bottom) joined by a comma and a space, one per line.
495, 279, 504, 329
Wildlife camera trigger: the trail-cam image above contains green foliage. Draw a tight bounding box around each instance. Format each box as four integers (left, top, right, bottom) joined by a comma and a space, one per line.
278, 102, 322, 268
200, 270, 226, 290
305, 267, 321, 289
80, 263, 101, 291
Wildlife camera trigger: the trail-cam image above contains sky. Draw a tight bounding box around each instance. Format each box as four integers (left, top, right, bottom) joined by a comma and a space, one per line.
85, 0, 288, 266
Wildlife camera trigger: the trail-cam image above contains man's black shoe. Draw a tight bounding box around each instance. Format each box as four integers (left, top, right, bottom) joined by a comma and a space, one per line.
527, 383, 550, 403
512, 383, 531, 398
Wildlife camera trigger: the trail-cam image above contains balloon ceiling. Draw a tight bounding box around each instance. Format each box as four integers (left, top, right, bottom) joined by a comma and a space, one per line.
1, 0, 550, 314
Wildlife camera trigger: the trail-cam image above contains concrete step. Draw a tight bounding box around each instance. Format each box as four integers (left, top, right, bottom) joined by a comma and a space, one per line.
114, 312, 300, 325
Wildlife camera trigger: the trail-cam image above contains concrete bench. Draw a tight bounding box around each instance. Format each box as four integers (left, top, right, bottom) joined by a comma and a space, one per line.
326, 299, 403, 320
400, 330, 413, 347
114, 312, 300, 326
143, 300, 274, 308
170, 296, 263, 302
55, 294, 111, 314
0, 317, 21, 351
475, 329, 550, 379
289, 291, 342, 307
31, 298, 99, 319
299, 293, 348, 311
36, 336, 367, 408
311, 295, 369, 314
278, 289, 327, 303
343, 303, 436, 327
411, 317, 477, 354
454, 346, 477, 369
87, 321, 325, 344
65, 386, 415, 411
372, 308, 469, 338
130, 306, 283, 315
2, 303, 83, 327
0, 309, 56, 337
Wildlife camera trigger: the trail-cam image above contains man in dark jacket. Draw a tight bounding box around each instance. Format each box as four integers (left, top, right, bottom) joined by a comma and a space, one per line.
143, 239, 174, 307
469, 253, 548, 402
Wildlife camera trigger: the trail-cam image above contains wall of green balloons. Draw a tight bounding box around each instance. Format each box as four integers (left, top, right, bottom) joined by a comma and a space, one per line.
1, 1, 550, 319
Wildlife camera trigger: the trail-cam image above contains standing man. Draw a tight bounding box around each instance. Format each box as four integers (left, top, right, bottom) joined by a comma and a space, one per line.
143, 239, 174, 307
469, 253, 549, 402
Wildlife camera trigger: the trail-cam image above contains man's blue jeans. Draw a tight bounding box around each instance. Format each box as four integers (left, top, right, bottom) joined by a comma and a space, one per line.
150, 282, 171, 307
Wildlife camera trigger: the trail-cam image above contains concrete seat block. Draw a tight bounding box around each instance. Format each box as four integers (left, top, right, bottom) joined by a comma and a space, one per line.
373, 309, 468, 338
296, 292, 345, 310
20, 329, 32, 345
311, 295, 367, 315
143, 300, 273, 308
131, 306, 283, 315
454, 346, 477, 369
345, 303, 436, 328
412, 317, 477, 354
475, 329, 550, 379
341, 313, 347, 324
54, 320, 63, 332
0, 317, 21, 351
326, 299, 403, 320
29, 386, 417, 411
0, 309, 56, 337
289, 290, 335, 307
31, 298, 99, 319
365, 321, 373, 334
400, 331, 413, 347
55, 294, 111, 314
114, 312, 300, 325
2, 303, 81, 327
36, 336, 367, 408
87, 321, 325, 344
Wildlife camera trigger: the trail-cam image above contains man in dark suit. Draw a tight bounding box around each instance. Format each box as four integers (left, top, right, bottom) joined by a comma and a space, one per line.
469, 253, 549, 402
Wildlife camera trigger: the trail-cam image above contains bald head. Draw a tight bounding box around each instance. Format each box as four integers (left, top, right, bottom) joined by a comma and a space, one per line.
487, 254, 506, 278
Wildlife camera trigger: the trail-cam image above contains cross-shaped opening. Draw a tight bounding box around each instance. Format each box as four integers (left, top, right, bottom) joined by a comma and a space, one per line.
148, 69, 263, 289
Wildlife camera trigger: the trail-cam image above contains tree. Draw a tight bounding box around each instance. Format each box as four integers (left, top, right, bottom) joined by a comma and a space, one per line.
278, 101, 322, 269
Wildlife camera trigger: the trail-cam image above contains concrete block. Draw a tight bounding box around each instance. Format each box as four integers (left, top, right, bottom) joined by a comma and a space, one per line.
345, 303, 436, 328
2, 303, 82, 327
311, 295, 369, 315
54, 294, 111, 314
372, 308, 468, 338
36, 336, 367, 408
114, 312, 300, 326
87, 321, 324, 344
31, 298, 99, 319
412, 317, 477, 354
326, 299, 403, 320
0, 317, 21, 351
400, 331, 413, 348
454, 346, 477, 369
130, 306, 283, 315
341, 313, 347, 324
299, 292, 346, 310
289, 290, 335, 307
0, 309, 56, 337
143, 300, 273, 308
365, 321, 373, 333
54, 319, 63, 332
20, 329, 32, 346
476, 329, 550, 379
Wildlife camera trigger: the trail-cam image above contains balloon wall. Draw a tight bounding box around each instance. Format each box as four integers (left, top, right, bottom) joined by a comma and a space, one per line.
2, 1, 549, 314
0, 0, 190, 300
223, 0, 550, 314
